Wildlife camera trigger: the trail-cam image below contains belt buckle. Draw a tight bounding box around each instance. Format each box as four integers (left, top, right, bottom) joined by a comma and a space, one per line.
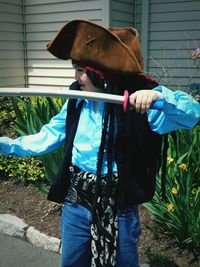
68, 186, 78, 203
69, 165, 75, 173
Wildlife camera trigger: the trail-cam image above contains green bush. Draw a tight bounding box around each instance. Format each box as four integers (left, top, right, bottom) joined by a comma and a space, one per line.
0, 97, 45, 184
0, 97, 16, 137
0, 155, 45, 184
12, 96, 66, 188
0, 96, 65, 193
144, 126, 200, 250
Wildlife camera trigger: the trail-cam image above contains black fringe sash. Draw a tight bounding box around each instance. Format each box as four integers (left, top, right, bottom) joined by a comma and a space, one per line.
68, 167, 118, 267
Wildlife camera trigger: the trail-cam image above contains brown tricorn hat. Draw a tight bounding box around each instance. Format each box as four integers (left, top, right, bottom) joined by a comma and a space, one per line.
46, 19, 144, 74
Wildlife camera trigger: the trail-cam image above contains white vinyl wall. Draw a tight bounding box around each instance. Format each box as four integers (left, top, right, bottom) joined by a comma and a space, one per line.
0, 0, 25, 87
24, 0, 111, 89
1, 0, 199, 91
146, 0, 200, 90
110, 0, 135, 27
1, 0, 137, 89
25, 0, 137, 89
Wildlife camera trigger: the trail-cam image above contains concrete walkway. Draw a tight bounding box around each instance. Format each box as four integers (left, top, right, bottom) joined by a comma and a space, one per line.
0, 213, 150, 267
0, 232, 60, 267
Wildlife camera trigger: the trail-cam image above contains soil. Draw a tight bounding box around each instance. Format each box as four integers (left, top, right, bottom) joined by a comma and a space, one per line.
0, 178, 199, 267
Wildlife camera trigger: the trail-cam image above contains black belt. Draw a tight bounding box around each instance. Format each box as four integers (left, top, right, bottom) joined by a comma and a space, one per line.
67, 165, 118, 208
69, 164, 82, 174
67, 165, 94, 208
67, 185, 92, 209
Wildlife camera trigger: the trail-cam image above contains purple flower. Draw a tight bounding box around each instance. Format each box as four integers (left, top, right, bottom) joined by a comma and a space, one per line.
195, 48, 200, 54
190, 48, 200, 59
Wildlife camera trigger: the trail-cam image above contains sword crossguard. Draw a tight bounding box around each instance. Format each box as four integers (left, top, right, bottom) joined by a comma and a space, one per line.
123, 90, 129, 112
123, 90, 163, 112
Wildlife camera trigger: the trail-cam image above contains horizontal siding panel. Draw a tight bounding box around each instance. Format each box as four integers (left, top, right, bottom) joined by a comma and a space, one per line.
154, 77, 198, 86
1, 0, 22, 4
0, 41, 24, 50
150, 21, 200, 31
125, 0, 133, 2
25, 0, 95, 5
150, 2, 200, 12
26, 19, 100, 32
149, 67, 199, 78
0, 59, 24, 68
26, 32, 54, 41
27, 68, 75, 77
150, 0, 198, 3
25, 1, 101, 14
28, 77, 75, 86
0, 13, 23, 23
150, 10, 200, 22
0, 32, 24, 41
0, 22, 23, 32
27, 59, 71, 68
27, 41, 50, 50
26, 22, 63, 32
149, 40, 199, 50
0, 0, 25, 87
0, 76, 25, 87
0, 2, 22, 13
110, 0, 134, 27
112, 1, 134, 13
134, 2, 142, 32
111, 21, 135, 27
149, 49, 193, 59
25, 11, 102, 24
0, 50, 24, 59
148, 75, 197, 88
0, 68, 24, 78
155, 78, 199, 91
28, 85, 71, 90
24, 0, 104, 87
27, 50, 55, 59
111, 11, 134, 22
147, 0, 200, 90
149, 58, 196, 68
149, 30, 200, 41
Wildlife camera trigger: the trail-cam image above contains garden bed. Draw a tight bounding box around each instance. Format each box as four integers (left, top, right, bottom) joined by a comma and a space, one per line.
0, 177, 198, 267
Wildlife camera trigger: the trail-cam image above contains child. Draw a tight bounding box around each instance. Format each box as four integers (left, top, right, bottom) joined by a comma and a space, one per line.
0, 20, 199, 267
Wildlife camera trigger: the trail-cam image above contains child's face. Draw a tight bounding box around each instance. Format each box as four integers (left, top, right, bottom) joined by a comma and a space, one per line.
73, 64, 101, 92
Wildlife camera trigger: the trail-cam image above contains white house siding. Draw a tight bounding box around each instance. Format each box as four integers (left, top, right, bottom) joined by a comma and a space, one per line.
110, 0, 135, 27
2, 0, 199, 91
135, 0, 142, 32
147, 0, 200, 90
24, 0, 110, 89
0, 0, 25, 87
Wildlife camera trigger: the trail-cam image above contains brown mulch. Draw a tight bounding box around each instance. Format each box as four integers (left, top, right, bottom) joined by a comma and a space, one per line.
0, 178, 199, 267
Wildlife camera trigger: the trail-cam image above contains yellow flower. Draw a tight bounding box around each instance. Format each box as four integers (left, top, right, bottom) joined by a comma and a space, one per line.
178, 163, 187, 171
167, 203, 175, 212
171, 188, 177, 195
167, 156, 174, 164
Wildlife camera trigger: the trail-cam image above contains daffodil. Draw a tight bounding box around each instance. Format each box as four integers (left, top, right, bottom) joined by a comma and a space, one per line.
167, 203, 175, 212
171, 187, 177, 195
167, 156, 174, 164
178, 163, 187, 171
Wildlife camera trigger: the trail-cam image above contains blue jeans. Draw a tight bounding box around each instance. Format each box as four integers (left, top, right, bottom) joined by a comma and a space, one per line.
60, 201, 141, 267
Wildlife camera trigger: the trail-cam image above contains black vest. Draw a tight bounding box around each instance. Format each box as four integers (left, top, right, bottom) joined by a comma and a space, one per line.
47, 82, 163, 205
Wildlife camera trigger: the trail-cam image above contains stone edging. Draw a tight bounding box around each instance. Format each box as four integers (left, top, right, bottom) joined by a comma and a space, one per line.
0, 213, 151, 267
0, 214, 61, 254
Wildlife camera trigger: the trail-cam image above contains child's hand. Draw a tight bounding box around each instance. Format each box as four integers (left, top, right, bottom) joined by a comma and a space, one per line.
129, 90, 163, 114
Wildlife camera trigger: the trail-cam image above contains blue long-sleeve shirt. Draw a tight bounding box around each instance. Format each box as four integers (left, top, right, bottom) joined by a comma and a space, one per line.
0, 86, 200, 174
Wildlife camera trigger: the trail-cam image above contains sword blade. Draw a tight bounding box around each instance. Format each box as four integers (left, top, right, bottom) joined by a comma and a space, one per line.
0, 87, 124, 105
0, 87, 164, 110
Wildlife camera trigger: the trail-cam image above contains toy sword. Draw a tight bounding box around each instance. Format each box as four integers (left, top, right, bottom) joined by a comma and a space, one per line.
0, 87, 163, 111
